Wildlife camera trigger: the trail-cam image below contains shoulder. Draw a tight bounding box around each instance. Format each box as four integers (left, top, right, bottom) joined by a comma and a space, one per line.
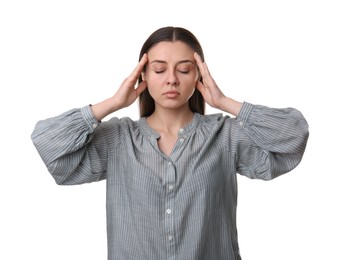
194, 113, 239, 136
198, 113, 235, 127
95, 116, 139, 138
104, 116, 139, 131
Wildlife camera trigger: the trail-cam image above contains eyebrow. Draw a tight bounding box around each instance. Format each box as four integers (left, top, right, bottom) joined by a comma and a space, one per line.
150, 59, 195, 65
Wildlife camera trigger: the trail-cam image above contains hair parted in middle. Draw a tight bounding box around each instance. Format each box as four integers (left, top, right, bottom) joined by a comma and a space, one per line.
138, 26, 205, 117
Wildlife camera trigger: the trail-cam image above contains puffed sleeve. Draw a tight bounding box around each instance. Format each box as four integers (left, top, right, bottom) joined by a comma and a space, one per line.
235, 102, 309, 180
31, 105, 122, 185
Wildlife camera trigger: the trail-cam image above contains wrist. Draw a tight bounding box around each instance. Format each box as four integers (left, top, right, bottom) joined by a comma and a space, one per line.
217, 97, 243, 117
91, 96, 122, 121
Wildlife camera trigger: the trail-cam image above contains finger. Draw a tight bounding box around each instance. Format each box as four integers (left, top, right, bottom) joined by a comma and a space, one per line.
194, 52, 203, 73
135, 81, 147, 96
194, 52, 202, 63
196, 80, 205, 94
194, 52, 211, 83
128, 53, 148, 82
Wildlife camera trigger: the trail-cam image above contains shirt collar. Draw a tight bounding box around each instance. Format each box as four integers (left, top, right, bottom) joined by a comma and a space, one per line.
138, 113, 201, 139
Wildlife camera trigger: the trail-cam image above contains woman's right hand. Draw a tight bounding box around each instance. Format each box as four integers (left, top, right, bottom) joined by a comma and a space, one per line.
91, 54, 148, 121
112, 53, 148, 109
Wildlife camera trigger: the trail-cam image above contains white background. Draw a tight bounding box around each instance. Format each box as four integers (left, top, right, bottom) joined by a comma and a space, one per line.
1, 0, 340, 259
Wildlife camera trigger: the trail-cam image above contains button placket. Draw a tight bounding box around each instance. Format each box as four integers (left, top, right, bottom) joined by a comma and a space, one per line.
164, 160, 176, 256
178, 128, 185, 144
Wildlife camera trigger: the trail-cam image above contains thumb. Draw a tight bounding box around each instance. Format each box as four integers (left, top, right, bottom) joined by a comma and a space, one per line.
196, 80, 206, 95
135, 81, 148, 96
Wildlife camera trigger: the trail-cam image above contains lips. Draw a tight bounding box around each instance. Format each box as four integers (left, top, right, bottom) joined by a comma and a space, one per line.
163, 91, 180, 98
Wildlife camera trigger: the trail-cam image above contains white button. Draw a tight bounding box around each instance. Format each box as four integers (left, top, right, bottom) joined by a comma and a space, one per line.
168, 235, 173, 241
168, 184, 174, 191
179, 128, 184, 134
239, 121, 243, 127
179, 138, 184, 143
166, 209, 172, 214
168, 162, 172, 166
92, 123, 98, 129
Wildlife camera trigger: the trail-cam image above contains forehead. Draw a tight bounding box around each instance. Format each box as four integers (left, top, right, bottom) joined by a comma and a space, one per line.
148, 41, 194, 61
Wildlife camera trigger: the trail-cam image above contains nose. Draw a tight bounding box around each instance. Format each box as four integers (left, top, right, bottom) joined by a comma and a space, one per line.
167, 70, 179, 86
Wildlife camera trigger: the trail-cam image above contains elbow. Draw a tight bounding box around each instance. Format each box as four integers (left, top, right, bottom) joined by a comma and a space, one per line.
47, 163, 104, 185
53, 176, 70, 186
47, 161, 70, 186
266, 152, 306, 180
248, 152, 305, 181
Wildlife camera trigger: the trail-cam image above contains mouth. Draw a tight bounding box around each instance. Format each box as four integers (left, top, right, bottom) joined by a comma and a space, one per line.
163, 91, 180, 98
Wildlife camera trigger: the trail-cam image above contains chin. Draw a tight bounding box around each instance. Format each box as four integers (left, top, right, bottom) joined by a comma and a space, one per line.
158, 101, 190, 111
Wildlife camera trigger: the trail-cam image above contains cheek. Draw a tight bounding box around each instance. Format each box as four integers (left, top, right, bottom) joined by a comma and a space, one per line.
145, 72, 162, 86
183, 76, 197, 90
181, 81, 196, 98
144, 75, 160, 96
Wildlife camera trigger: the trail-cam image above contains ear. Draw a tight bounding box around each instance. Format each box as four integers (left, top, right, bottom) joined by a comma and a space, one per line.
141, 71, 146, 81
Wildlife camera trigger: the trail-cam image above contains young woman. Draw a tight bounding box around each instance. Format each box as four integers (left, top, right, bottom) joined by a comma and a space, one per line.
31, 26, 309, 260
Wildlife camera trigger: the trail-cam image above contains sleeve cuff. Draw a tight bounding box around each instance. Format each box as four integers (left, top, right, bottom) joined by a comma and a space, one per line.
80, 105, 101, 132
236, 102, 254, 128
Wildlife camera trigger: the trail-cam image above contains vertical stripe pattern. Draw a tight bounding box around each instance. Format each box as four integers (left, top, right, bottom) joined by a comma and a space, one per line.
31, 102, 309, 260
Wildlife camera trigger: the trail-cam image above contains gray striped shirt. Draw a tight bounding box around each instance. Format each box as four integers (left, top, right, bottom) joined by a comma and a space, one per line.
31, 102, 309, 260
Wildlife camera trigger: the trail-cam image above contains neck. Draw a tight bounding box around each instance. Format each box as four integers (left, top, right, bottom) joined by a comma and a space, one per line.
147, 105, 194, 134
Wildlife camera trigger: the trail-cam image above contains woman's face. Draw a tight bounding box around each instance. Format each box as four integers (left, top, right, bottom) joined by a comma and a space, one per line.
144, 41, 199, 112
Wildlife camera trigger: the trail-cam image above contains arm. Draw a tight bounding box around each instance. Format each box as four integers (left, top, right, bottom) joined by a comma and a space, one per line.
194, 52, 309, 179
31, 106, 109, 185
31, 54, 148, 185
235, 102, 309, 180
194, 52, 242, 116
91, 54, 148, 121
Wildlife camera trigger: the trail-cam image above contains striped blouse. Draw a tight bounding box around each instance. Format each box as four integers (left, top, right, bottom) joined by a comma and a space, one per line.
31, 102, 309, 260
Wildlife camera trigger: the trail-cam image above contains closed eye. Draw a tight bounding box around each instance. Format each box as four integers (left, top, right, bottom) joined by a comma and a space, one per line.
178, 70, 189, 74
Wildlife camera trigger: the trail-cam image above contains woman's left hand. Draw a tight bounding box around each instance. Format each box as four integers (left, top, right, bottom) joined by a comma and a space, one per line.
194, 52, 242, 116
194, 52, 226, 109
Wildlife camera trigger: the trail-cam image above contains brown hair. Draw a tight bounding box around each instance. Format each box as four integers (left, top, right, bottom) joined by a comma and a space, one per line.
138, 26, 205, 117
